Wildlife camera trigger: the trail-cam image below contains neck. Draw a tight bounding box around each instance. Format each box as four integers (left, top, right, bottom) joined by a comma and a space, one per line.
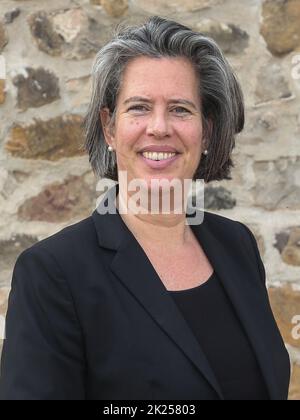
115, 186, 192, 249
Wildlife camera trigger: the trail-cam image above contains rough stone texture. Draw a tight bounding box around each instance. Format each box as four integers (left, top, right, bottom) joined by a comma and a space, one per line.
0, 20, 8, 52
0, 235, 38, 274
0, 288, 10, 358
12, 67, 60, 111
194, 19, 249, 55
18, 175, 96, 223
132, 0, 223, 13
28, 8, 107, 60
5, 115, 86, 160
255, 61, 292, 104
280, 227, 300, 267
275, 229, 292, 254
205, 186, 236, 210
4, 8, 21, 24
0, 79, 5, 104
260, 0, 300, 56
0, 289, 9, 319
102, 0, 129, 17
289, 364, 300, 400
0, 168, 30, 200
66, 75, 91, 108
28, 11, 64, 56
268, 285, 300, 349
252, 158, 300, 211
248, 226, 266, 258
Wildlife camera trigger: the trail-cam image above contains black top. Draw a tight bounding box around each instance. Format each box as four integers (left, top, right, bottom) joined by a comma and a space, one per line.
168, 271, 270, 400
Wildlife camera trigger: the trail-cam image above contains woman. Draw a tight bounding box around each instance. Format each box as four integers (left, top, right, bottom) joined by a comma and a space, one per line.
0, 16, 290, 400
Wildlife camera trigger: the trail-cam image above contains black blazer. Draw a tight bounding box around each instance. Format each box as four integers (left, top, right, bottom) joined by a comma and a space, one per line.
0, 183, 290, 400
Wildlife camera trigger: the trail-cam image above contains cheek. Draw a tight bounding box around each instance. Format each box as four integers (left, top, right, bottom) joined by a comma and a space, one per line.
179, 122, 202, 145
185, 134, 202, 154
117, 119, 144, 149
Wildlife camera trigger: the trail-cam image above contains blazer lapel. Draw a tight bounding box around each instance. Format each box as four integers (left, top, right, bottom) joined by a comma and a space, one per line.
92, 183, 279, 400
92, 183, 224, 399
191, 217, 281, 400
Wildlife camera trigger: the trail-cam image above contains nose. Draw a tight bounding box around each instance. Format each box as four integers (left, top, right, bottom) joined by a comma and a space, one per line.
146, 109, 172, 138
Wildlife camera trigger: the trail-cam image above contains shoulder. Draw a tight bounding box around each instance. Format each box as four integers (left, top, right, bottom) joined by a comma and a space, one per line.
200, 209, 260, 260
202, 209, 253, 238
16, 215, 97, 271
201, 209, 264, 280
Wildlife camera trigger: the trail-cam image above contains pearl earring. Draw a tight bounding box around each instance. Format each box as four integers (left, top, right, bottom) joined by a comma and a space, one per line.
203, 149, 208, 155
108, 145, 113, 152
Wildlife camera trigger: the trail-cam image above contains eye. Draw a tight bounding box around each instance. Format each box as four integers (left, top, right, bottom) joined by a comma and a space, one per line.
128, 105, 148, 112
173, 107, 190, 114
128, 105, 191, 113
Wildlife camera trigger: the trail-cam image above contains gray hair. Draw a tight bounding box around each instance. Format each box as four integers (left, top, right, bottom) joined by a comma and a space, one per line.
83, 15, 245, 183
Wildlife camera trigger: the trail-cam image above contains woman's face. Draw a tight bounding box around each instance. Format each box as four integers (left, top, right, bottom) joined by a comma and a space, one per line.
101, 56, 206, 190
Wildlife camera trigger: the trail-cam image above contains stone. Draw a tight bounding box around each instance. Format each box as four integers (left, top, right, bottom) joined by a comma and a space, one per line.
257, 112, 278, 132
28, 11, 64, 56
289, 363, 300, 400
204, 186, 236, 210
0, 235, 38, 273
0, 79, 5, 104
12, 67, 60, 111
11, 170, 30, 184
0, 21, 8, 53
0, 288, 9, 313
66, 75, 91, 108
90, 0, 102, 4
28, 8, 106, 60
253, 158, 300, 211
18, 175, 96, 223
194, 19, 249, 55
0, 168, 8, 193
4, 8, 21, 24
247, 226, 266, 258
0, 168, 20, 199
0, 169, 30, 199
101, 0, 129, 17
5, 115, 86, 161
281, 227, 300, 267
268, 284, 300, 349
0, 290, 8, 309
52, 8, 88, 44
132, 0, 222, 14
275, 229, 292, 254
255, 61, 292, 104
260, 0, 300, 56
0, 288, 10, 346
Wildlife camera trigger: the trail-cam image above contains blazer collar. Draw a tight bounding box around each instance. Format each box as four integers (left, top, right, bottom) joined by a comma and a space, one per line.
92, 183, 281, 400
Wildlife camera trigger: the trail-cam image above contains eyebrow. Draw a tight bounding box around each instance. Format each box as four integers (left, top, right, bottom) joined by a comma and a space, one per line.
123, 96, 198, 110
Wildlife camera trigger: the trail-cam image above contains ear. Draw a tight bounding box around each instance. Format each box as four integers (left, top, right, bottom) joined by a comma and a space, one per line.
100, 107, 115, 148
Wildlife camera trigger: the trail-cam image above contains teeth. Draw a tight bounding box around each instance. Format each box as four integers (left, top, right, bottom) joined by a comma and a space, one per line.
142, 152, 177, 161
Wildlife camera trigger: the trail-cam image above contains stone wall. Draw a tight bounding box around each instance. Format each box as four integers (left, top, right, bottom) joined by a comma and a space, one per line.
0, 0, 299, 399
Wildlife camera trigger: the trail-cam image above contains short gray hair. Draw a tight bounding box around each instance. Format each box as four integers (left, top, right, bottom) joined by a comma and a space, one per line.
83, 15, 245, 183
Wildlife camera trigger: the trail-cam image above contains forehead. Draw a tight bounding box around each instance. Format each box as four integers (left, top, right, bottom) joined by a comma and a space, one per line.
119, 56, 199, 99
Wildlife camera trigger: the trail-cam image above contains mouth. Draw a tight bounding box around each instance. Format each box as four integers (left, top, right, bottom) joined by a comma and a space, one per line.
137, 151, 181, 169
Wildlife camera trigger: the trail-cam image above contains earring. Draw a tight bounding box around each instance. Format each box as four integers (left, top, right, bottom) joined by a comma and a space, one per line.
108, 145, 113, 152
203, 149, 208, 156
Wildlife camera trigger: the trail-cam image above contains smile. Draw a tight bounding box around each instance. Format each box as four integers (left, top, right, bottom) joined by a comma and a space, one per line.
138, 151, 181, 169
